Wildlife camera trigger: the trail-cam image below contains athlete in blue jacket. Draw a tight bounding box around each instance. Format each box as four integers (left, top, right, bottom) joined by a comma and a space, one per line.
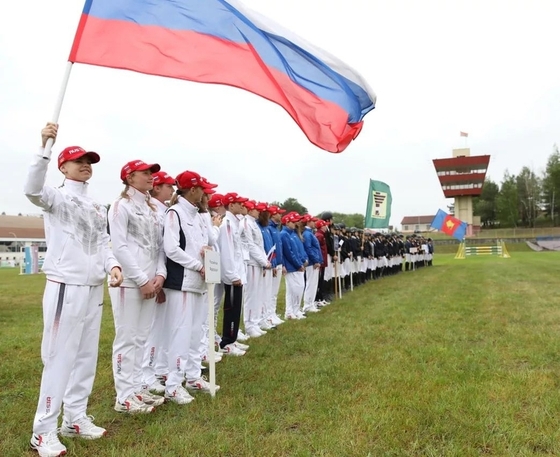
280, 213, 307, 319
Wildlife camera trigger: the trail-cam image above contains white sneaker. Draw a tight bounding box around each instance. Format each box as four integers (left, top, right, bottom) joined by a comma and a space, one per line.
259, 320, 273, 330
202, 352, 223, 363
148, 380, 165, 394
219, 343, 246, 356
135, 389, 165, 406
30, 430, 67, 457
296, 312, 307, 319
285, 314, 297, 320
114, 394, 155, 414
304, 306, 319, 313
234, 341, 249, 351
186, 376, 221, 393
246, 327, 264, 338
61, 415, 106, 440
237, 330, 249, 341
271, 315, 284, 325
165, 386, 194, 405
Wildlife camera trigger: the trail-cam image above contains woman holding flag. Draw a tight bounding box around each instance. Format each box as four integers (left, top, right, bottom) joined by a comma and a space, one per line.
26, 123, 122, 457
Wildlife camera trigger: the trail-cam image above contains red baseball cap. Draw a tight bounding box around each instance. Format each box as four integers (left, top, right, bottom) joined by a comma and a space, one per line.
315, 220, 327, 229
208, 193, 225, 208
176, 170, 217, 194
58, 146, 100, 169
244, 200, 256, 211
286, 213, 302, 223
301, 214, 313, 223
152, 171, 175, 186
255, 202, 268, 212
120, 160, 160, 181
223, 192, 249, 205
269, 205, 287, 216
201, 177, 218, 189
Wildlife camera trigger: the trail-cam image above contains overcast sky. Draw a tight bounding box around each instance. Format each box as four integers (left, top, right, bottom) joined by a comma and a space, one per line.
1, 0, 559, 227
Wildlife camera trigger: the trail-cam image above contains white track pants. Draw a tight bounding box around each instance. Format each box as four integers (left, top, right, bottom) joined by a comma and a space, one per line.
285, 271, 305, 317
201, 282, 224, 356
33, 281, 103, 434
165, 289, 207, 393
325, 256, 333, 281
244, 265, 264, 332
200, 281, 226, 357
303, 266, 319, 310
260, 269, 274, 324
270, 265, 282, 317
110, 287, 156, 403
142, 298, 169, 386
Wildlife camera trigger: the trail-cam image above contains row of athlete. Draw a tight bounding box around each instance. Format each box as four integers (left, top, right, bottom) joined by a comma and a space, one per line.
311, 223, 436, 299
25, 123, 333, 457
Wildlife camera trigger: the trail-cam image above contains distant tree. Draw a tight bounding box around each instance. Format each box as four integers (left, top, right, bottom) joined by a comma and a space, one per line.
1, 212, 5, 215
277, 197, 308, 215
542, 144, 560, 224
516, 166, 541, 227
496, 171, 519, 227
473, 178, 499, 227
17, 213, 22, 216
331, 212, 365, 229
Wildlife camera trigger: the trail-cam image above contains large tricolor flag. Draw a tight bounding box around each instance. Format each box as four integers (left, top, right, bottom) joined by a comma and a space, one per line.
68, 0, 376, 153
431, 209, 467, 241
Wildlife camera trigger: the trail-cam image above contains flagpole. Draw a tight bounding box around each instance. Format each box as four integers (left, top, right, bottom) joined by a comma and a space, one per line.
43, 62, 74, 160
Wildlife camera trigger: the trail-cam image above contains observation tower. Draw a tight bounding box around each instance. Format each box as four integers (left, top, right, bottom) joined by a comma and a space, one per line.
432, 148, 490, 236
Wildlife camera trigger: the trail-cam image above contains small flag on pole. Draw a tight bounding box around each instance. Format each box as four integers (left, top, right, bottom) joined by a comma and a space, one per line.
460, 131, 468, 137
364, 180, 392, 229
431, 209, 467, 241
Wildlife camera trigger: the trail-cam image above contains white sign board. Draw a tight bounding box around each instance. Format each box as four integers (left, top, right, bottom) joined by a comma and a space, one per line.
204, 250, 221, 284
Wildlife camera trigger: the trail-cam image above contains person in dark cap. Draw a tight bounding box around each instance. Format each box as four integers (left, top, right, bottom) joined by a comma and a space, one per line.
404, 235, 412, 271
427, 238, 434, 266
320, 211, 337, 300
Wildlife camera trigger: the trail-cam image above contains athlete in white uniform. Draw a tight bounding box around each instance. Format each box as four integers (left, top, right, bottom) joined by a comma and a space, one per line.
163, 170, 220, 403
109, 160, 167, 414
142, 171, 175, 394
217, 193, 249, 356
26, 123, 123, 457
242, 200, 271, 337
207, 194, 227, 347
196, 189, 225, 365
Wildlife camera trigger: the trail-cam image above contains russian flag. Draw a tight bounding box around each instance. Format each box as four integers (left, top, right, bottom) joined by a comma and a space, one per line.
69, 0, 376, 153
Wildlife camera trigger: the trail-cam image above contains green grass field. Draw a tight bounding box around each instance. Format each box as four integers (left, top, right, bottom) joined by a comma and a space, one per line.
2, 252, 560, 456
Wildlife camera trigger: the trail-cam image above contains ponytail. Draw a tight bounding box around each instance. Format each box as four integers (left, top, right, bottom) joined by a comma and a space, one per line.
120, 184, 130, 200
121, 183, 156, 211
169, 189, 184, 206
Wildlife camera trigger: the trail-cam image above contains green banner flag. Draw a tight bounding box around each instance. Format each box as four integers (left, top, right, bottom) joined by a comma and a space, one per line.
365, 180, 392, 228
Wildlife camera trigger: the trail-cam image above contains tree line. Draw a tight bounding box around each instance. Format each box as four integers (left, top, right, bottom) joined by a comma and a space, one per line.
270, 197, 366, 229
472, 144, 560, 228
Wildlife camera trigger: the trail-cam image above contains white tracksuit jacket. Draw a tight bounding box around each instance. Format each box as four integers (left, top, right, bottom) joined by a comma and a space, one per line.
244, 214, 268, 268
217, 211, 244, 285
109, 188, 166, 287
163, 197, 209, 293
24, 151, 120, 284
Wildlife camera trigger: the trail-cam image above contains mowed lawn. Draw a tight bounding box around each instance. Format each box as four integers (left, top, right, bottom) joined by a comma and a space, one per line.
2, 252, 560, 456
